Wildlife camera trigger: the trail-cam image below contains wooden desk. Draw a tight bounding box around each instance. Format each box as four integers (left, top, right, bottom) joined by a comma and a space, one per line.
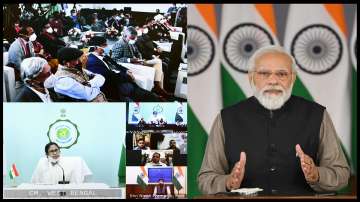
195, 194, 357, 199
195, 176, 357, 199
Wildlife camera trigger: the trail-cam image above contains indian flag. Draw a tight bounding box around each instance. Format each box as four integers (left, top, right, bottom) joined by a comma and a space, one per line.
118, 143, 126, 186
173, 167, 184, 192
350, 11, 357, 172
136, 166, 148, 190
187, 4, 222, 198
9, 163, 19, 180
284, 4, 352, 170
220, 4, 280, 107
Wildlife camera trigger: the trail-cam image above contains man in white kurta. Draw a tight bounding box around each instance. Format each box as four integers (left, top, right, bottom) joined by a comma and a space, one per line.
148, 111, 166, 125
31, 156, 93, 184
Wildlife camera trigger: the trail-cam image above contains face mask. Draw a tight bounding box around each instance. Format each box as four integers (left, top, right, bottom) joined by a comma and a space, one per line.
115, 16, 121, 20
128, 38, 137, 45
75, 63, 83, 70
103, 46, 110, 56
137, 30, 142, 36
29, 33, 37, 42
43, 74, 56, 88
46, 27, 53, 34
96, 46, 106, 56
120, 14, 124, 18
71, 13, 77, 17
48, 156, 59, 164
143, 28, 149, 34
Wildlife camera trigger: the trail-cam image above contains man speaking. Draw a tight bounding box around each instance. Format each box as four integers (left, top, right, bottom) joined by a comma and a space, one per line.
197, 46, 350, 195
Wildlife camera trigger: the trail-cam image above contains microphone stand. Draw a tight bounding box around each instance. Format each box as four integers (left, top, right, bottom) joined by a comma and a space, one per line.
55, 162, 70, 184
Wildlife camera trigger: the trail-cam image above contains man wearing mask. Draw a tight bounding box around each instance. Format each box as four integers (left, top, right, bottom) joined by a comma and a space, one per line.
7, 26, 36, 88
86, 36, 162, 101
15, 57, 56, 102
90, 12, 106, 32
53, 47, 107, 102
106, 10, 122, 31
68, 9, 86, 31
31, 142, 92, 184
111, 26, 172, 98
37, 22, 66, 70
49, 12, 64, 37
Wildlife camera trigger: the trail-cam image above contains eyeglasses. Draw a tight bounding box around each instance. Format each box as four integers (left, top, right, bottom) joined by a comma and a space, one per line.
253, 70, 292, 81
48, 148, 60, 154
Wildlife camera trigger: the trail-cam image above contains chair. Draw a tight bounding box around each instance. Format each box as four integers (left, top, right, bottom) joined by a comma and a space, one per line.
174, 63, 187, 99
3, 66, 16, 102
3, 52, 8, 66
3, 77, 7, 101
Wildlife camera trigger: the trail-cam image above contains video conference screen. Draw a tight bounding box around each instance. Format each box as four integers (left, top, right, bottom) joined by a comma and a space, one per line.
148, 167, 173, 183
127, 102, 187, 125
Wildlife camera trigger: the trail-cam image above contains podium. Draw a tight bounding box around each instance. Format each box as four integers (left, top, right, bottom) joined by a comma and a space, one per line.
194, 194, 357, 199
3, 183, 124, 199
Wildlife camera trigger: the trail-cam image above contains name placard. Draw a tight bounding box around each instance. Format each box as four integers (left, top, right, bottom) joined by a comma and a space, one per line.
3, 188, 123, 199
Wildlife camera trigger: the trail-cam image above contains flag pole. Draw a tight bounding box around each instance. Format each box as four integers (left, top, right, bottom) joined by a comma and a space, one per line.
11, 177, 16, 187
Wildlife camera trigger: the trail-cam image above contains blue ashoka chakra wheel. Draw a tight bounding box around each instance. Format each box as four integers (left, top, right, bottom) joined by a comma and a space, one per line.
187, 25, 215, 76
223, 23, 275, 73
291, 24, 343, 75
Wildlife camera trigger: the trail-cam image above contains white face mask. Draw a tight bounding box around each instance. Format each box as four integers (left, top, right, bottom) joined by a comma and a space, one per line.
143, 28, 149, 34
48, 156, 59, 164
43, 74, 56, 89
29, 33, 37, 42
128, 39, 136, 45
137, 30, 142, 36
47, 27, 53, 34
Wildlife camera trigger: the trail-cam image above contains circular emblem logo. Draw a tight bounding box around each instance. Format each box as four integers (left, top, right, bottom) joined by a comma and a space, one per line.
290, 24, 342, 74
47, 119, 80, 149
223, 23, 275, 73
134, 105, 140, 114
153, 104, 163, 114
187, 25, 215, 76
177, 106, 183, 114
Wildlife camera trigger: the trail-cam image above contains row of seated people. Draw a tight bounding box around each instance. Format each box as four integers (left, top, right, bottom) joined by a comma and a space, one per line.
14, 44, 164, 102
10, 27, 181, 102
6, 18, 183, 101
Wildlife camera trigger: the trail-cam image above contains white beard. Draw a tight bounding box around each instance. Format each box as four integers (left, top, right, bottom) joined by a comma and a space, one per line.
252, 81, 293, 110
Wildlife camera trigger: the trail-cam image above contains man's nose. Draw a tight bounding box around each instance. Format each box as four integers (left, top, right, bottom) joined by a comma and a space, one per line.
267, 73, 279, 85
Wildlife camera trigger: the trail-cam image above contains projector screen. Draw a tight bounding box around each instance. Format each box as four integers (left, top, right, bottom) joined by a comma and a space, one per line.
148, 167, 173, 183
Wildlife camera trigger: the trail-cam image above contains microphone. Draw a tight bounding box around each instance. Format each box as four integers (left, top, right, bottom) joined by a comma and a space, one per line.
52, 161, 70, 184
